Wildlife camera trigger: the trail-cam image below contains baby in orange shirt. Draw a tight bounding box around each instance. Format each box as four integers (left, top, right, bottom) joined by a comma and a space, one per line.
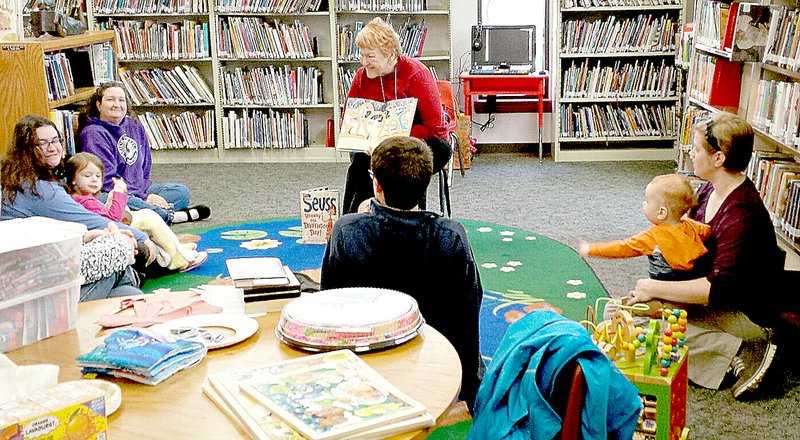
579, 173, 711, 281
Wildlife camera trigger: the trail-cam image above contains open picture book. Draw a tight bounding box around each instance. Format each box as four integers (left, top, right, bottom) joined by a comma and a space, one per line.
336, 97, 417, 153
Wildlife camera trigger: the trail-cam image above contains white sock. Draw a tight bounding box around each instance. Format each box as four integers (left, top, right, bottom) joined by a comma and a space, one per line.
172, 211, 189, 223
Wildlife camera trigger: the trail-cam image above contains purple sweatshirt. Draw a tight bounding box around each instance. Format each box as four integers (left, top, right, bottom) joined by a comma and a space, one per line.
79, 117, 152, 200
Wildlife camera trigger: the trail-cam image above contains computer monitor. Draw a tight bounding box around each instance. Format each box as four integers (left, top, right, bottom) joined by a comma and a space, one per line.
471, 25, 536, 69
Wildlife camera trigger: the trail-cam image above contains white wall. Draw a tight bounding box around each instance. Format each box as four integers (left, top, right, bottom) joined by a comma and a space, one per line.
450, 0, 555, 145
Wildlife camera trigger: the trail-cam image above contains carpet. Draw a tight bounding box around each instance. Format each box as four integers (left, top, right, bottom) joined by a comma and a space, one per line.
145, 218, 609, 361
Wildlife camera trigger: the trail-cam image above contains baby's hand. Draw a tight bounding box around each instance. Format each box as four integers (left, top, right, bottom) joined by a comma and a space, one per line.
577, 240, 590, 259
112, 177, 128, 194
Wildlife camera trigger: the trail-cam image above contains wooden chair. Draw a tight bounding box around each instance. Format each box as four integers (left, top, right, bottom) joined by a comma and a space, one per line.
550, 362, 586, 440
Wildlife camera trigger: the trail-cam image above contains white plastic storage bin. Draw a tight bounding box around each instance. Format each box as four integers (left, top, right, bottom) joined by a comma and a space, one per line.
0, 217, 85, 301
0, 278, 82, 353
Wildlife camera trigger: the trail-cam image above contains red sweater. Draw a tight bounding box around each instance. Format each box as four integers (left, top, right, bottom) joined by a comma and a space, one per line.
346, 55, 446, 140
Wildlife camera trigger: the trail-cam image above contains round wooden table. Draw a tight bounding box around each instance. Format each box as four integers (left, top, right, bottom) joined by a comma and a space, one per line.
6, 291, 462, 439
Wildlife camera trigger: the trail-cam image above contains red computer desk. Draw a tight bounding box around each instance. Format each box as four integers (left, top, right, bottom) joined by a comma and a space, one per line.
460, 73, 548, 164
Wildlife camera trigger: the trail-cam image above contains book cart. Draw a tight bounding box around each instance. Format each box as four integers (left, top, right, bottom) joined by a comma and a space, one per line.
582, 299, 690, 440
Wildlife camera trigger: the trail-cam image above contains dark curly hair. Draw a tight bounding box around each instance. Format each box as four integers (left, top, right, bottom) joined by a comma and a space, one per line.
1, 115, 63, 204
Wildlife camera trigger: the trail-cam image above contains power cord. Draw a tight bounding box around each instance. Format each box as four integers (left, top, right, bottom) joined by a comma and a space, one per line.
472, 113, 495, 132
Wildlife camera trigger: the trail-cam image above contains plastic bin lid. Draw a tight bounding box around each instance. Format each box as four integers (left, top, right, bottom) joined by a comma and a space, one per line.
0, 217, 87, 253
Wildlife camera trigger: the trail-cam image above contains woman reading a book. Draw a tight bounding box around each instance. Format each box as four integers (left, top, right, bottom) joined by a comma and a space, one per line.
1, 114, 147, 301
625, 112, 786, 400
77, 81, 210, 225
342, 17, 451, 214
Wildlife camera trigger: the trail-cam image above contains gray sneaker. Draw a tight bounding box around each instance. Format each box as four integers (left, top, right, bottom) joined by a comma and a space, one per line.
731, 334, 777, 400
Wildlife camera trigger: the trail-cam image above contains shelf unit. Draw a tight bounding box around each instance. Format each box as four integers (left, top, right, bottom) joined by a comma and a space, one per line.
84, 0, 452, 163
0, 30, 117, 157
553, 2, 683, 162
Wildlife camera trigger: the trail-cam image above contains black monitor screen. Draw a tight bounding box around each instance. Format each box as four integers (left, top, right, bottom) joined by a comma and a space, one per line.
472, 25, 536, 67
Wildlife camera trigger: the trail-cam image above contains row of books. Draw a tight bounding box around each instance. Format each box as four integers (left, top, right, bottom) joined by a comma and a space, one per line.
694, 0, 733, 51
203, 350, 433, 440
119, 65, 214, 106
88, 42, 118, 86
764, 6, 800, 72
562, 14, 677, 55
392, 16, 428, 59
217, 18, 317, 59
48, 109, 79, 157
678, 104, 710, 147
216, 0, 323, 13
747, 152, 800, 242
686, 52, 725, 104
104, 20, 211, 60
44, 53, 77, 102
138, 110, 216, 150
337, 66, 357, 102
561, 58, 678, 99
338, 17, 427, 61
751, 79, 800, 148
562, 0, 681, 8
93, 0, 208, 14
23, 0, 79, 13
222, 108, 307, 149
560, 103, 678, 138
335, 0, 427, 12
220, 65, 323, 106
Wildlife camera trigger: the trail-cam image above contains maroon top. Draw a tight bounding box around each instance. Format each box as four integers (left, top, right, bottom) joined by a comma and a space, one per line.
346, 55, 446, 141
691, 178, 782, 311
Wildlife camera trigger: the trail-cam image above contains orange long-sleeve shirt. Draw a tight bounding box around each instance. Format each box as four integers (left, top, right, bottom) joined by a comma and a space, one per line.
588, 218, 711, 270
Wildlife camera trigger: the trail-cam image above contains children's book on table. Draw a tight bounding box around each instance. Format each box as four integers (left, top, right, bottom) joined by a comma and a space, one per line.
209, 349, 432, 440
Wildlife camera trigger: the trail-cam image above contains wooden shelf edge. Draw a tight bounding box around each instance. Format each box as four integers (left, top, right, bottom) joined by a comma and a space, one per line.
560, 51, 676, 58
561, 4, 682, 11
751, 125, 800, 157
694, 43, 732, 60
776, 228, 800, 256
560, 96, 679, 103
559, 136, 678, 142
37, 30, 116, 52
758, 62, 800, 81
49, 88, 96, 108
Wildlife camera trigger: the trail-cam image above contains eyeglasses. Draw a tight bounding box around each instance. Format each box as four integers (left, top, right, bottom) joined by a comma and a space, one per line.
368, 169, 375, 179
701, 118, 720, 151
36, 137, 63, 149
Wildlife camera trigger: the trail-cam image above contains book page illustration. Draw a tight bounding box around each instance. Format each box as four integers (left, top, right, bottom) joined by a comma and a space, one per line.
337, 97, 417, 153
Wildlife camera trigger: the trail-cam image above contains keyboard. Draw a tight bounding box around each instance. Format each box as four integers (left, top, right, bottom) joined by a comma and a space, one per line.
469, 69, 532, 75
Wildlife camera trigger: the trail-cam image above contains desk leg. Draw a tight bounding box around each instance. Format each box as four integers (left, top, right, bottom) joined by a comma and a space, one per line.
538, 91, 544, 165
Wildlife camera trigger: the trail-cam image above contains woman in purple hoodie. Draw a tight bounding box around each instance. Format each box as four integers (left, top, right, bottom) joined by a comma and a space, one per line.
78, 81, 210, 225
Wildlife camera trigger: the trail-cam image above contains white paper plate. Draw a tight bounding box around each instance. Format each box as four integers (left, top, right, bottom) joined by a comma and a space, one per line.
152, 314, 259, 349
64, 379, 122, 415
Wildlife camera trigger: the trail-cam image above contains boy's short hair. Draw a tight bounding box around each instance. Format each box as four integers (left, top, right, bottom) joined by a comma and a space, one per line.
650, 174, 697, 217
370, 136, 433, 210
65, 152, 104, 193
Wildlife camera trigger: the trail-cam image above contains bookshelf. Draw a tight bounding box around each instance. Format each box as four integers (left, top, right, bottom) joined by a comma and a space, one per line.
82, 0, 452, 163
0, 30, 117, 157
741, 3, 800, 256
553, 2, 683, 162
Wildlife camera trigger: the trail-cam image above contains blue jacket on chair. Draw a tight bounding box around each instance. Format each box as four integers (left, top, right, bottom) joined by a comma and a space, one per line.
468, 310, 642, 440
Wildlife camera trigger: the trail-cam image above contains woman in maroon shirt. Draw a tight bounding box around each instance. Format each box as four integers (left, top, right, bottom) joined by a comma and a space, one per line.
627, 112, 784, 400
341, 17, 451, 214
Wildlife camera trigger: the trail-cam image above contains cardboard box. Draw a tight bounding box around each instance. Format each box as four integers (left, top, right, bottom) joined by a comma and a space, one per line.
0, 381, 107, 439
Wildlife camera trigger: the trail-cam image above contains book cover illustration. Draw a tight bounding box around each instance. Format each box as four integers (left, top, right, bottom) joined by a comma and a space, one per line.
300, 186, 339, 244
0, 0, 19, 41
731, 3, 771, 62
239, 350, 427, 440
337, 97, 417, 153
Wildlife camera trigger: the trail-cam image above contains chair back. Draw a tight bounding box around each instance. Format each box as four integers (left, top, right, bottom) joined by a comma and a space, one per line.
552, 362, 585, 440
436, 80, 458, 132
